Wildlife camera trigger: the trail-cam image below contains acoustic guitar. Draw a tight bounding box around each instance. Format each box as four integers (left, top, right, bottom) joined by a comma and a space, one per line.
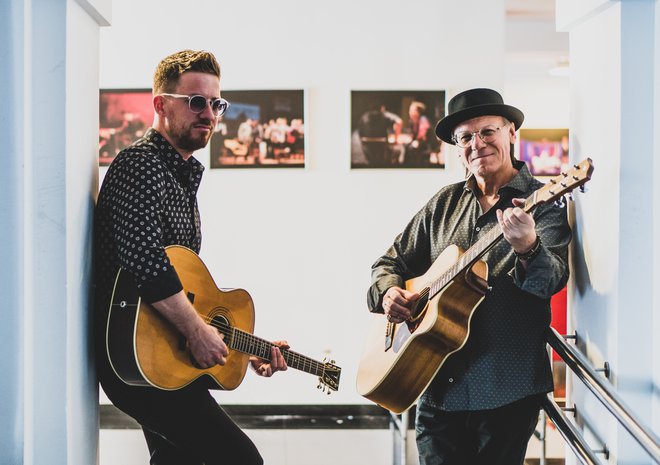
356, 159, 594, 413
106, 245, 341, 393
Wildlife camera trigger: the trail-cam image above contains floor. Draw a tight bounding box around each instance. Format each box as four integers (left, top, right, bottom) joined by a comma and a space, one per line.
100, 416, 566, 465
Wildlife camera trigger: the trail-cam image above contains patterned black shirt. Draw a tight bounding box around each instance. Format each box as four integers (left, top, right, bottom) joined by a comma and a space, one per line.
367, 161, 571, 411
94, 128, 204, 325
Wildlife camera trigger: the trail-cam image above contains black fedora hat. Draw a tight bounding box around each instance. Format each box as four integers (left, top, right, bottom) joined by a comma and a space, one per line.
435, 88, 524, 144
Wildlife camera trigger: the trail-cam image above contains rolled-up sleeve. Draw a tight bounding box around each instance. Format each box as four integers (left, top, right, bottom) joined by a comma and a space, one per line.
368, 204, 434, 313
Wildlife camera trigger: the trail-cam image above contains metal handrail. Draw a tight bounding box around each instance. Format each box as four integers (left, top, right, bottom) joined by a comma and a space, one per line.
546, 327, 660, 463
542, 395, 603, 465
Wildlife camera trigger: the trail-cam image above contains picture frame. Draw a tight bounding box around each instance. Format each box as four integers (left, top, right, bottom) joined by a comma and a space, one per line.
99, 89, 153, 166
209, 90, 305, 169
351, 90, 446, 169
518, 128, 569, 177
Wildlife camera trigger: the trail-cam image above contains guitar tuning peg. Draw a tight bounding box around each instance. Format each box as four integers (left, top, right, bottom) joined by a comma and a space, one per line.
579, 185, 588, 194
568, 192, 574, 202
554, 196, 566, 208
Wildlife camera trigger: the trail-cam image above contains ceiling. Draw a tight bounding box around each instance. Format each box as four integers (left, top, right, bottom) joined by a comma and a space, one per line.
504, 0, 568, 76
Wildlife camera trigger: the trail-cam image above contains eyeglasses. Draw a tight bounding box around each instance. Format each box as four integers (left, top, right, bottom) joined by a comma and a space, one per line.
453, 125, 505, 148
159, 93, 230, 117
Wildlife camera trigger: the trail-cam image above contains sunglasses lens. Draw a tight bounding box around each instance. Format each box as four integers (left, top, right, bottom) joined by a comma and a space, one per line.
212, 99, 227, 116
189, 96, 207, 113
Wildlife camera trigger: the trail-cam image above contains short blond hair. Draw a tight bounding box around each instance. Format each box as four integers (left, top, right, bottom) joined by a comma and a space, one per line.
153, 50, 220, 94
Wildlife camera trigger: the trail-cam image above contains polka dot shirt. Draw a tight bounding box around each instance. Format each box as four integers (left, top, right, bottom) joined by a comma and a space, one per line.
368, 161, 571, 411
95, 128, 204, 319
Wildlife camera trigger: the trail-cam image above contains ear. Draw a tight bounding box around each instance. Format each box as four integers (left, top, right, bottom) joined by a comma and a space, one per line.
153, 95, 166, 116
508, 123, 517, 144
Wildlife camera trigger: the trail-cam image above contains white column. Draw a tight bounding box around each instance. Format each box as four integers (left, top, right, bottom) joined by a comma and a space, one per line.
0, 0, 110, 464
557, 0, 659, 463
0, 0, 28, 462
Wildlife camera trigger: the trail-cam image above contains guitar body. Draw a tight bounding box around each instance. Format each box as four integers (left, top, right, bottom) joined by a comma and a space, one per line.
106, 245, 255, 391
356, 244, 489, 413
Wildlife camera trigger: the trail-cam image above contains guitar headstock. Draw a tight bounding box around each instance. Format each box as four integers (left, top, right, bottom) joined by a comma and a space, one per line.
525, 158, 594, 211
317, 360, 341, 394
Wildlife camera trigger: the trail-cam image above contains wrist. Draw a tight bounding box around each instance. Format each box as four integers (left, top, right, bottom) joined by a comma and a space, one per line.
514, 235, 541, 262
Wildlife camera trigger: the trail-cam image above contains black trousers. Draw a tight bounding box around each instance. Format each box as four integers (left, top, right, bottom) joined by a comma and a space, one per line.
415, 395, 542, 465
100, 359, 262, 465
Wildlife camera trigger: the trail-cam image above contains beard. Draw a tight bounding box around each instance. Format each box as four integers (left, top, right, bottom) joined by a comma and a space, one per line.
171, 118, 215, 153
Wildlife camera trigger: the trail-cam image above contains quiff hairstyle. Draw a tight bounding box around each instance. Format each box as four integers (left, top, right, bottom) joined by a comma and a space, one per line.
153, 50, 221, 95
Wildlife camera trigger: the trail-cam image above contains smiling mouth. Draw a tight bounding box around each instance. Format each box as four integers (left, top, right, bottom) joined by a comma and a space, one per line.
471, 152, 491, 161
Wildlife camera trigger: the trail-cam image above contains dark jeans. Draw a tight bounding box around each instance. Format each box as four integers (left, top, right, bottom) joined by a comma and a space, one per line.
415, 395, 542, 465
100, 359, 262, 465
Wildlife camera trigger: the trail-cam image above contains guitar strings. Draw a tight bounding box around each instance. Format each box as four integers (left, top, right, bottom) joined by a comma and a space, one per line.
424, 164, 589, 300
195, 316, 327, 375
428, 225, 503, 300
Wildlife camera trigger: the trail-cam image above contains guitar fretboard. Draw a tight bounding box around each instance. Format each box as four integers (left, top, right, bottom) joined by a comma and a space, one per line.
216, 324, 325, 376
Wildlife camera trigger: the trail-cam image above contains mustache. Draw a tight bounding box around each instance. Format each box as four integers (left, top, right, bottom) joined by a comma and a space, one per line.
194, 119, 214, 129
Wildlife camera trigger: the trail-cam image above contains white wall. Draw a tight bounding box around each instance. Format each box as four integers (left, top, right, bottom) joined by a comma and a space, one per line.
100, 0, 510, 405
0, 0, 108, 464
505, 16, 570, 128
557, 0, 660, 463
66, 1, 107, 464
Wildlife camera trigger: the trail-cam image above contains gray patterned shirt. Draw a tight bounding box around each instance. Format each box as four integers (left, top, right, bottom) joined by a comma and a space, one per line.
367, 161, 570, 411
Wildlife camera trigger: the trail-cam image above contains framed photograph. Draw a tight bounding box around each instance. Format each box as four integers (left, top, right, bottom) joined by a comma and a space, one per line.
351, 90, 445, 169
210, 90, 305, 168
518, 128, 569, 177
99, 89, 153, 166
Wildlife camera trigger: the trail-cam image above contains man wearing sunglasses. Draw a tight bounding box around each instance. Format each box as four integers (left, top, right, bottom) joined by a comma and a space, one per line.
367, 88, 571, 465
95, 50, 287, 465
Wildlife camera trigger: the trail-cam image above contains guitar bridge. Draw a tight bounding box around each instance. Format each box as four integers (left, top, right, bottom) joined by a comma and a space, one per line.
384, 321, 394, 351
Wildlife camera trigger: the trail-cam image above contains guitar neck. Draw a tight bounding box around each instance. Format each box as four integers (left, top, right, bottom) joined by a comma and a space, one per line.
228, 328, 325, 376
427, 170, 577, 300
429, 225, 504, 300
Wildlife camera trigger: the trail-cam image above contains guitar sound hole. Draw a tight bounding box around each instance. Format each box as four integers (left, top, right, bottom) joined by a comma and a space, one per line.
407, 293, 429, 333
211, 315, 230, 342
411, 293, 429, 319
190, 314, 231, 369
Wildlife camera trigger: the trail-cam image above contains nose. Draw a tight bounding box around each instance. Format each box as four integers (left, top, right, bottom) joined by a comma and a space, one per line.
199, 100, 216, 120
470, 131, 485, 151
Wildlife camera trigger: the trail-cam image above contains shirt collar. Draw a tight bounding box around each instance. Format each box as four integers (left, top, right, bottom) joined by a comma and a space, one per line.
463, 159, 534, 196
143, 128, 205, 186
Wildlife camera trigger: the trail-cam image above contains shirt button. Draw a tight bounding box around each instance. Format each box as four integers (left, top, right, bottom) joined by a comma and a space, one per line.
475, 227, 481, 232
448, 378, 454, 383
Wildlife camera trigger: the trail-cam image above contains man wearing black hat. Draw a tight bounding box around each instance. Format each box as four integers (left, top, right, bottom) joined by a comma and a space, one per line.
367, 88, 571, 464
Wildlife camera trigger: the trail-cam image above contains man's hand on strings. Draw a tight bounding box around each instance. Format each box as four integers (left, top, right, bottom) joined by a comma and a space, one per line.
250, 340, 290, 377
382, 286, 419, 324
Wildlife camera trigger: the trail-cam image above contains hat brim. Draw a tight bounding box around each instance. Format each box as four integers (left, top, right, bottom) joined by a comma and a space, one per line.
435, 104, 524, 145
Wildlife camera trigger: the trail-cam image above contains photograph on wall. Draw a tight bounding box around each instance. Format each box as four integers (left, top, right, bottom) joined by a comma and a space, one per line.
210, 90, 305, 168
99, 89, 153, 166
518, 128, 569, 177
351, 90, 445, 169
